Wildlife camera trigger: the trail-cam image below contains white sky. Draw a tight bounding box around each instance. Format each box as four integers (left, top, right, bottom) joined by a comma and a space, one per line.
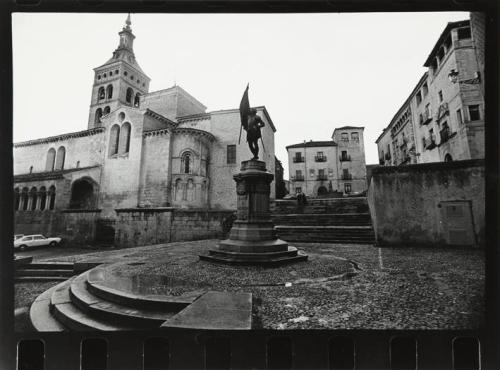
12, 12, 469, 176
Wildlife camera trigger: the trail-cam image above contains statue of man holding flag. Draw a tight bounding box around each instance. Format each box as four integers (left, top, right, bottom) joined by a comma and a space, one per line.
239, 84, 265, 160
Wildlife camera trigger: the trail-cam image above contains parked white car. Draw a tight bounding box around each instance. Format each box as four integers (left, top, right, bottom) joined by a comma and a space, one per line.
14, 234, 62, 251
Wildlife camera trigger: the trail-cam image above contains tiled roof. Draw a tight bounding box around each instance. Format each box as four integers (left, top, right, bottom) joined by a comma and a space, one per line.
14, 128, 105, 148
286, 140, 337, 149
14, 165, 101, 183
333, 126, 364, 130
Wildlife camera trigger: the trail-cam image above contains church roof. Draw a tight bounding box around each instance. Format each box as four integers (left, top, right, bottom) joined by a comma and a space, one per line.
14, 165, 101, 183
14, 127, 105, 148
333, 126, 364, 130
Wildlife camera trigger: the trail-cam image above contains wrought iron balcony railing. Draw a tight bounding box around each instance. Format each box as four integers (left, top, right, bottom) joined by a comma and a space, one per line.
339, 155, 351, 162
315, 156, 327, 162
293, 157, 304, 163
316, 174, 328, 181
292, 175, 304, 181
341, 174, 352, 180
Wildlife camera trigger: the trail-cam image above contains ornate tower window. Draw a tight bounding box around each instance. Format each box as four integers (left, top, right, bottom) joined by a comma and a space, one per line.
126, 88, 133, 104
181, 152, 192, 174
106, 84, 113, 99
95, 108, 103, 124
98, 87, 105, 101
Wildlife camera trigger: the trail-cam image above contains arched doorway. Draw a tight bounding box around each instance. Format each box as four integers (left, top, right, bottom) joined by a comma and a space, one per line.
317, 186, 328, 196
70, 178, 96, 209
444, 153, 453, 162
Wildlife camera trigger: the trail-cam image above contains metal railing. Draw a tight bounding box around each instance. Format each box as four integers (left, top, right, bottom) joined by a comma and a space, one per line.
341, 174, 352, 180
292, 175, 304, 181
316, 174, 328, 181
339, 155, 351, 162
314, 156, 327, 162
293, 157, 304, 163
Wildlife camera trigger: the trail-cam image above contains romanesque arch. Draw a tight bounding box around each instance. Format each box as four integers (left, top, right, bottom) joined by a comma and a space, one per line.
70, 178, 97, 209
106, 84, 113, 99
109, 124, 120, 156
55, 146, 66, 170
95, 108, 103, 124
46, 148, 56, 171
119, 122, 131, 154
126, 88, 133, 104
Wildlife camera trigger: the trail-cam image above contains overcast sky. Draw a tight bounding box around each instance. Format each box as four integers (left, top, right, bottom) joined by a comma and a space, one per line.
12, 12, 469, 176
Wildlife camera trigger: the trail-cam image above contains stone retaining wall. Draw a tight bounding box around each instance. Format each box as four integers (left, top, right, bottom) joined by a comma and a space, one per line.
367, 159, 484, 247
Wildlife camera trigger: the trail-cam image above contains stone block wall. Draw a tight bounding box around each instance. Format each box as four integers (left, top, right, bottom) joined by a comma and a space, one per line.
14, 210, 100, 245
114, 208, 234, 247
367, 159, 484, 247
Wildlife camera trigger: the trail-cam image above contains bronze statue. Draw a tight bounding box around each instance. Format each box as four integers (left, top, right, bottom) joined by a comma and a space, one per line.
245, 108, 265, 159
239, 85, 265, 160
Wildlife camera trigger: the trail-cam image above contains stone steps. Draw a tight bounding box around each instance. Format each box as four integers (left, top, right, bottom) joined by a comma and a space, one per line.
16, 261, 75, 281
86, 267, 200, 311
30, 267, 208, 331
200, 246, 308, 266
16, 269, 74, 277
271, 197, 376, 244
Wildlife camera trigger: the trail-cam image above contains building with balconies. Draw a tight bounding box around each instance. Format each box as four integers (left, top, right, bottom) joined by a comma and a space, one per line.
376, 17, 484, 165
286, 126, 367, 197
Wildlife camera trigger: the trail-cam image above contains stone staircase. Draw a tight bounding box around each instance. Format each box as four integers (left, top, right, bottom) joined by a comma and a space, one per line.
30, 266, 252, 331
16, 262, 75, 282
271, 197, 375, 244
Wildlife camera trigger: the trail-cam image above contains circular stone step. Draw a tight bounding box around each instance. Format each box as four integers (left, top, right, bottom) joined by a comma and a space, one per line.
86, 267, 202, 311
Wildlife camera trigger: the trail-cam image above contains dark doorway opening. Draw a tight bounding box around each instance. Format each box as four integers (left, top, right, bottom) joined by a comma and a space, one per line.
70, 178, 96, 209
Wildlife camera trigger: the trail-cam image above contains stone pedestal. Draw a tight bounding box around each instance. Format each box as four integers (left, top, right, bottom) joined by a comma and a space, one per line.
200, 160, 307, 266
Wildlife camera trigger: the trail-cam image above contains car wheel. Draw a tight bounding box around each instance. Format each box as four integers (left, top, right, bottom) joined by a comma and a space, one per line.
19, 245, 27, 251
49, 241, 57, 247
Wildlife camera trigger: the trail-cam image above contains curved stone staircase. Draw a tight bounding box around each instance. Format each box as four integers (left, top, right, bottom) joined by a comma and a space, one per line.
272, 197, 376, 244
30, 267, 201, 331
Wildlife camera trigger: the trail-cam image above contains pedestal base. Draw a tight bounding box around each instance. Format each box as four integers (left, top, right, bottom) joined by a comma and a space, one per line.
199, 159, 308, 266
200, 246, 308, 266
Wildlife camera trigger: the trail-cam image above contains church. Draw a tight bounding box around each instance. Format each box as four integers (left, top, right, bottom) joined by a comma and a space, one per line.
13, 15, 277, 247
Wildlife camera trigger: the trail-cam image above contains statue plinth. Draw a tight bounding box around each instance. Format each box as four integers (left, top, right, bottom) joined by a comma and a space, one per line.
200, 160, 308, 266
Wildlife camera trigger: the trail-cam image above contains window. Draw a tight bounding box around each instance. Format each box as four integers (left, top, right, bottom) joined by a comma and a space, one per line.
423, 83, 429, 96
98, 87, 105, 101
416, 91, 422, 105
457, 27, 471, 40
134, 93, 141, 107
351, 132, 359, 142
438, 91, 443, 102
328, 169, 334, 177
48, 186, 56, 210
55, 146, 66, 170
109, 124, 120, 156
29, 187, 37, 211
456, 109, 463, 125
182, 152, 192, 174
342, 169, 350, 180
309, 169, 315, 178
317, 151, 323, 158
97, 75, 101, 80
95, 108, 103, 124
124, 71, 128, 76
295, 187, 302, 194
344, 183, 351, 193
295, 170, 302, 178
341, 133, 349, 142
227, 145, 236, 164
119, 122, 131, 154
468, 105, 480, 121
115, 69, 119, 74
106, 84, 113, 99
103, 106, 110, 115
126, 88, 133, 103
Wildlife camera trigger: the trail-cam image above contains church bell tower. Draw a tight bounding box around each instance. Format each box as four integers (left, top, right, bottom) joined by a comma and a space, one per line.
88, 14, 151, 129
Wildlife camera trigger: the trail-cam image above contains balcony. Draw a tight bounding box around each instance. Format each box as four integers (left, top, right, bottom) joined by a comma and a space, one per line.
341, 173, 352, 180
293, 157, 304, 163
316, 174, 328, 181
315, 155, 327, 162
292, 175, 304, 181
339, 155, 351, 162
424, 135, 437, 150
439, 127, 457, 145
421, 112, 432, 125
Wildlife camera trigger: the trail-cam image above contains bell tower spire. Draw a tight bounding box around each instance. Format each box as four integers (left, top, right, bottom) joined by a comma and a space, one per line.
87, 14, 150, 129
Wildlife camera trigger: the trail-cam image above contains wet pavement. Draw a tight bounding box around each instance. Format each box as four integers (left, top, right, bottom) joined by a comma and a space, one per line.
18, 240, 484, 330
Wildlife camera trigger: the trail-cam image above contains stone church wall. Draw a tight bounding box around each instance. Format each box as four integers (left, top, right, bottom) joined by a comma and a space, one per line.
14, 130, 105, 175
367, 159, 484, 247
139, 132, 172, 207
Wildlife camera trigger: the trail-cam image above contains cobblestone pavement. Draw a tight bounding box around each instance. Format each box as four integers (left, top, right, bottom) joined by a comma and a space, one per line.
31, 240, 484, 330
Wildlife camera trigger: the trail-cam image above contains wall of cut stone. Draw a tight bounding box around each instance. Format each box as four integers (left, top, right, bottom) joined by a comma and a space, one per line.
367, 159, 484, 247
14, 210, 100, 245
114, 208, 234, 247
